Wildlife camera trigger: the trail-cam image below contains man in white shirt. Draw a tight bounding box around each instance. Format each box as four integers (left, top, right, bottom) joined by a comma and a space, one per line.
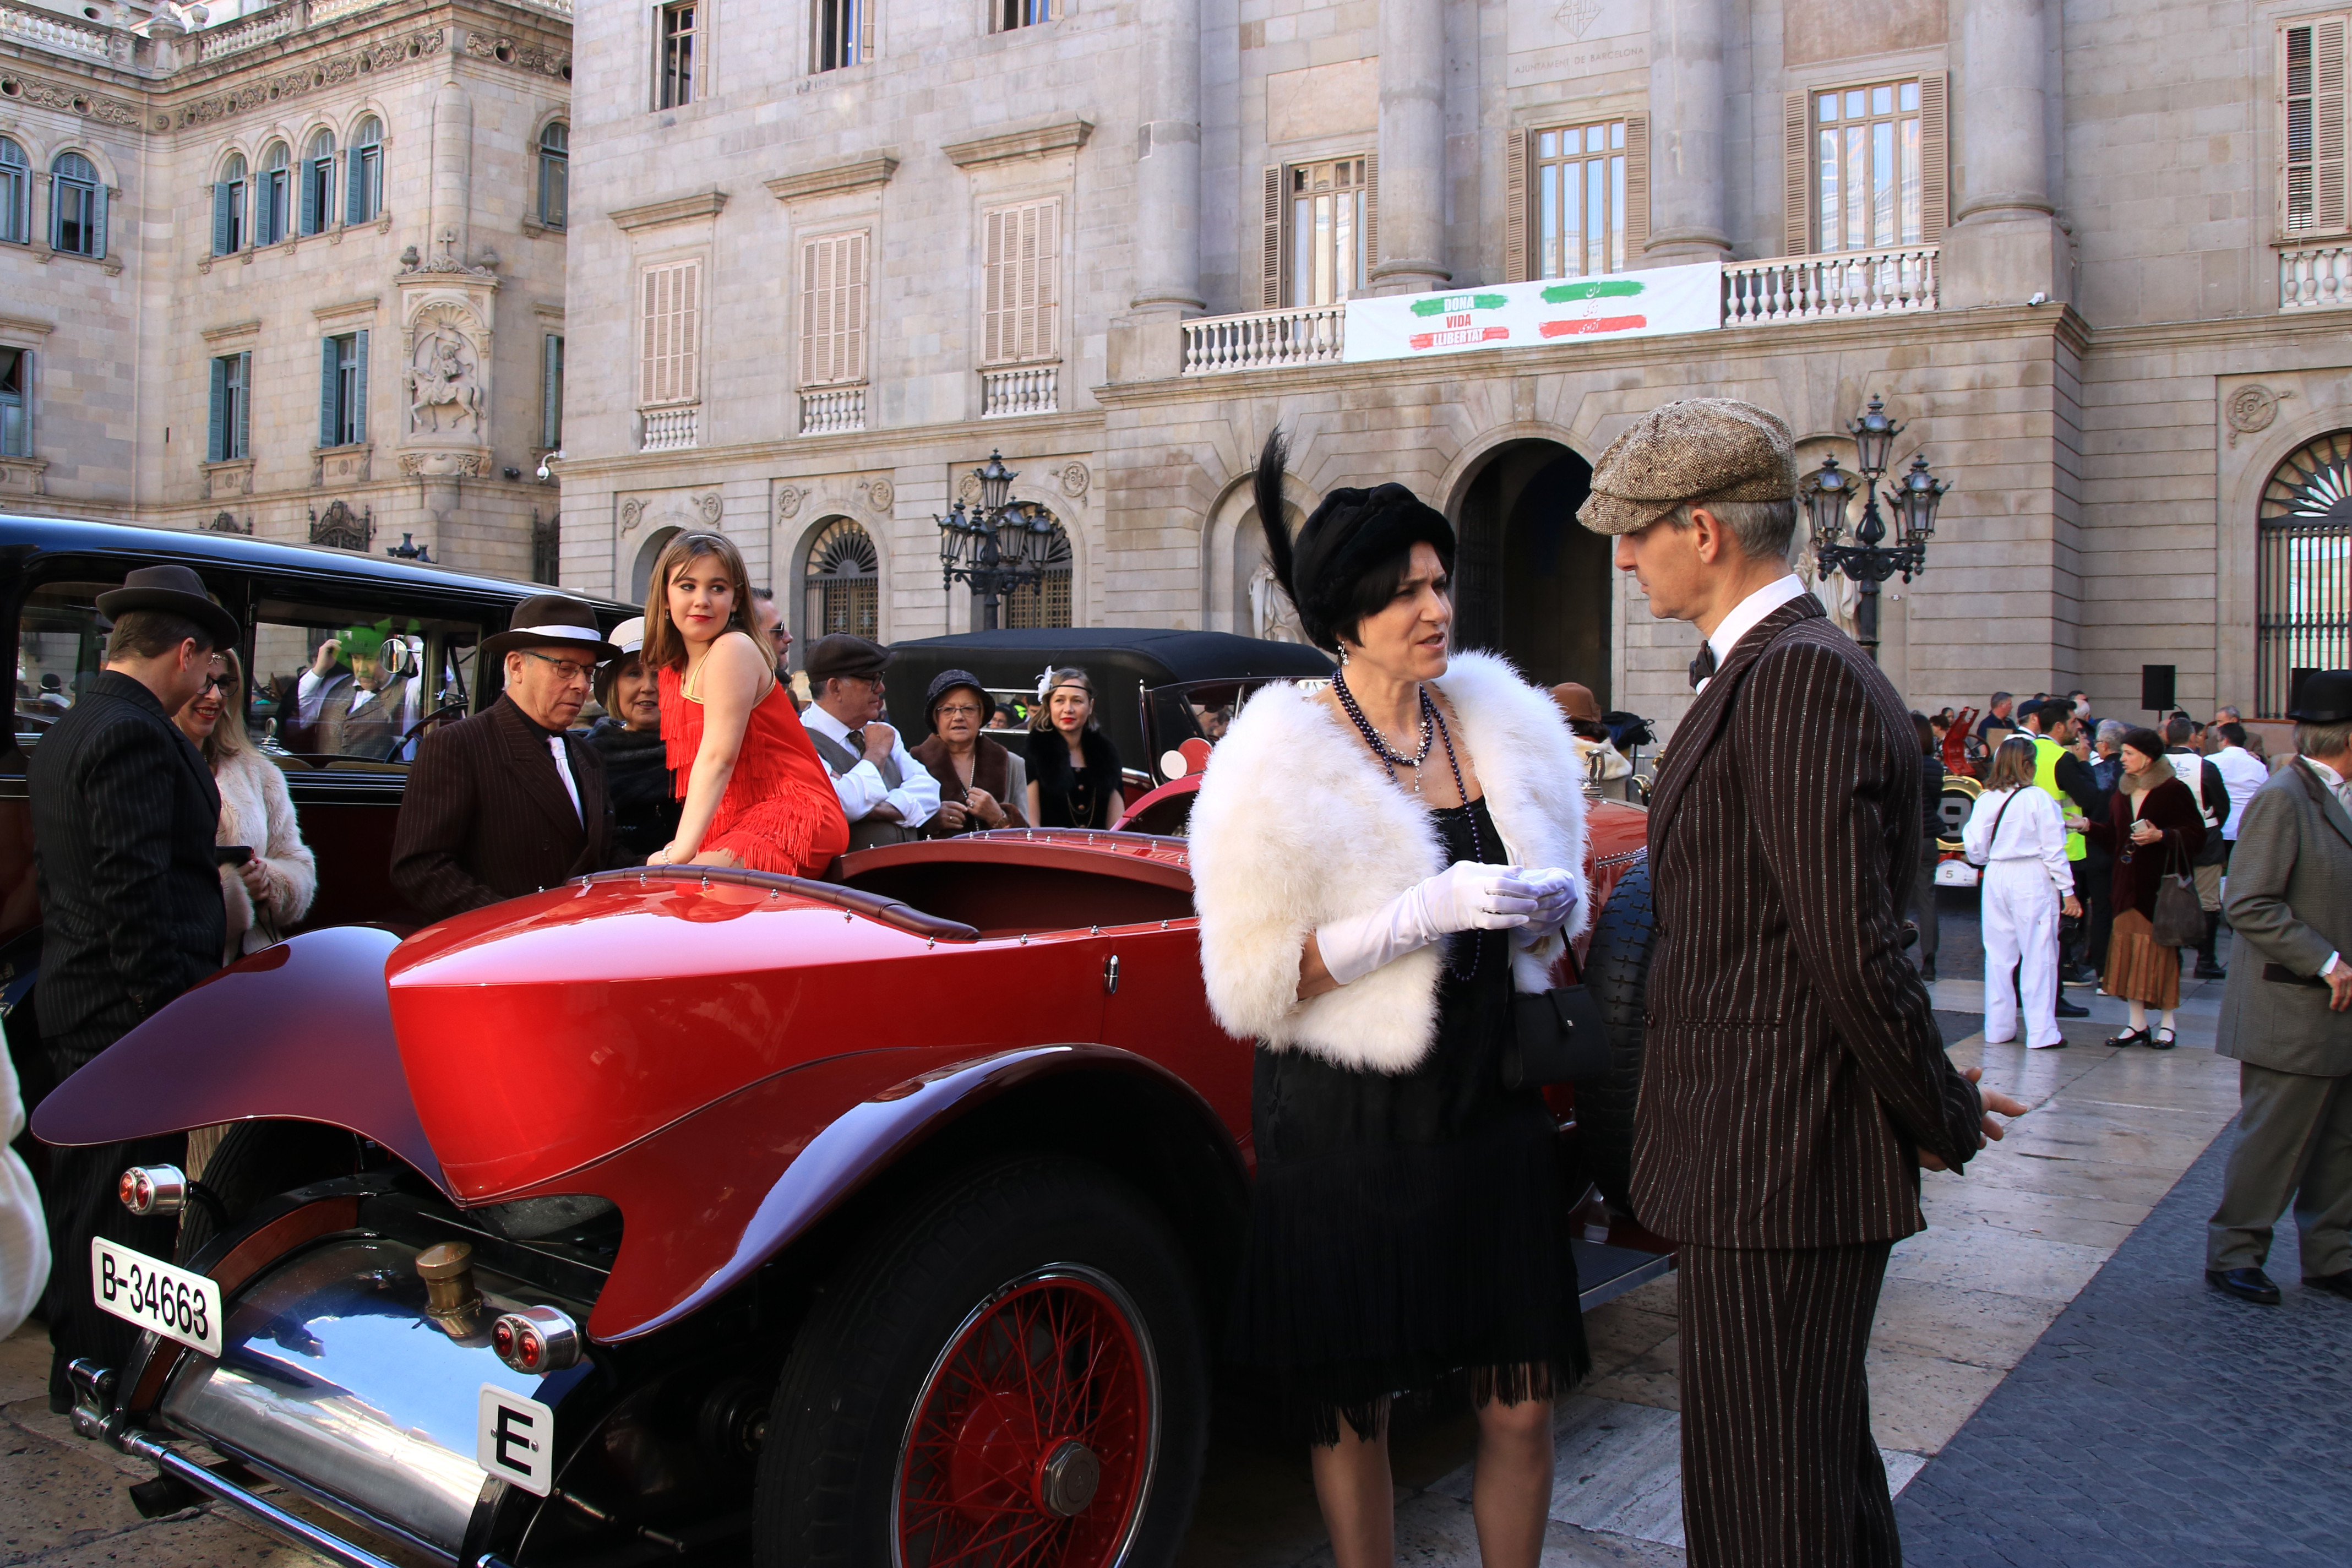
798, 634, 939, 851
2207, 722, 2270, 846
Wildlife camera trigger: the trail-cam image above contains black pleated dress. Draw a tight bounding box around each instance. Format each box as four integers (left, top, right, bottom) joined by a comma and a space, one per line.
1226, 796, 1589, 1446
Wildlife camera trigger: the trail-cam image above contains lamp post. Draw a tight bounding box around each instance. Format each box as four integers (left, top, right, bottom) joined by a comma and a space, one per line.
936, 451, 1055, 630
1800, 395, 1949, 663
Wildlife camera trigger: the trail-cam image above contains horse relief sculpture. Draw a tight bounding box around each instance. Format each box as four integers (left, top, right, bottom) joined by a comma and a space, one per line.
407, 320, 487, 437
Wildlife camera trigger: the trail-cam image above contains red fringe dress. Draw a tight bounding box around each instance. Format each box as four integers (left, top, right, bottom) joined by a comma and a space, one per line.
658, 668, 850, 876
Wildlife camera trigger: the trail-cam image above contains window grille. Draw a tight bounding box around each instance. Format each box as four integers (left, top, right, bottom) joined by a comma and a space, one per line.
538, 123, 569, 228
2258, 431, 2352, 717
799, 230, 869, 387
658, 2, 697, 107
345, 118, 383, 224
50, 153, 102, 258
0, 139, 29, 246
0, 347, 26, 458
804, 518, 879, 643
320, 331, 368, 448
812, 0, 869, 72
302, 130, 335, 236
2284, 18, 2350, 236
982, 198, 1059, 365
997, 513, 1072, 630
639, 259, 703, 407
258, 143, 290, 246
209, 352, 251, 463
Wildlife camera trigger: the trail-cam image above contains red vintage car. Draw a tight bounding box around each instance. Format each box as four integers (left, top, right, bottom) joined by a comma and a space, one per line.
40, 775, 1655, 1568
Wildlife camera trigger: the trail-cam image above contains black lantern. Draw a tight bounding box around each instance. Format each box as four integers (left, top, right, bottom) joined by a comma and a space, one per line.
1805, 396, 1950, 663
937, 451, 1052, 631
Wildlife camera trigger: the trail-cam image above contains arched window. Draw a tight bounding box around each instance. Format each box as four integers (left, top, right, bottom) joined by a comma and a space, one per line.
804, 518, 879, 643
999, 509, 1073, 629
345, 116, 383, 225
537, 122, 568, 229
302, 129, 336, 236
2258, 431, 2352, 717
0, 139, 28, 246
51, 151, 104, 258
257, 142, 290, 245
212, 152, 246, 255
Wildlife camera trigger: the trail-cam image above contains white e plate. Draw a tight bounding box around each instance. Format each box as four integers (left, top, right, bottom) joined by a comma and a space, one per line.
477, 1384, 555, 1496
90, 1238, 224, 1359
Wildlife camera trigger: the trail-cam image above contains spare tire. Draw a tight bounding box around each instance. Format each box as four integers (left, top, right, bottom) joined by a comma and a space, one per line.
1577, 856, 1656, 1222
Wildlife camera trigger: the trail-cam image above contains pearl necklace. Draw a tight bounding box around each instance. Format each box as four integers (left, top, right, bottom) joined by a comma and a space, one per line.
1333, 669, 1436, 791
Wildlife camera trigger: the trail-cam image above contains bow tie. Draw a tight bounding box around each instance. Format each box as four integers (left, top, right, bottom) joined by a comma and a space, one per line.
1688, 644, 1718, 690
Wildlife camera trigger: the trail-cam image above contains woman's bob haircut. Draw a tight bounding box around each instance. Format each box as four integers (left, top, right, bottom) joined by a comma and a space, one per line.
641, 531, 756, 672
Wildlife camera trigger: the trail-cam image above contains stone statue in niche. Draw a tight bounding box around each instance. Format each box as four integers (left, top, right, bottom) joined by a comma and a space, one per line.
407, 319, 486, 435
1248, 558, 1305, 644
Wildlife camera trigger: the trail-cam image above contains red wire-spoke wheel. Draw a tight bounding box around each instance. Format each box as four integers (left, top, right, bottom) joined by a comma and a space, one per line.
893, 1266, 1159, 1568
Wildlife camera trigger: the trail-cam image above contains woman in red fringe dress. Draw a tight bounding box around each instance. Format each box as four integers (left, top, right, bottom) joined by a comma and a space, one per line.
640, 531, 848, 876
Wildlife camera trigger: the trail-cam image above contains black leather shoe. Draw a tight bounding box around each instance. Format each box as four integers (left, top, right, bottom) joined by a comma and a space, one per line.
2207, 1267, 2282, 1305
2195, 956, 2227, 980
2055, 996, 2090, 1018
2106, 1027, 2151, 1047
2304, 1271, 2352, 1300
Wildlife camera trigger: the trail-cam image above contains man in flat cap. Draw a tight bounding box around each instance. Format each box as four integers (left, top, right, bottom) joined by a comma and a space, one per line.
29, 563, 239, 1405
390, 594, 625, 923
799, 634, 939, 852
1580, 398, 2024, 1567
2205, 669, 2352, 1306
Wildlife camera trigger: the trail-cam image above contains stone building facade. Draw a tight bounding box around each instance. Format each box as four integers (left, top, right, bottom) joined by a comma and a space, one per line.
551, 0, 2349, 734
0, 0, 571, 580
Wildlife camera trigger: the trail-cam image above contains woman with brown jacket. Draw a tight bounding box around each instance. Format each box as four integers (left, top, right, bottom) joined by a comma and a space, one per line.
2084, 726, 2207, 1047
908, 669, 1027, 836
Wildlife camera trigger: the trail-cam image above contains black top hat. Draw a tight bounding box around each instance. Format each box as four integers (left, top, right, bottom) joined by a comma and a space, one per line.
2288, 669, 2352, 726
481, 595, 620, 662
804, 634, 890, 684
94, 564, 241, 649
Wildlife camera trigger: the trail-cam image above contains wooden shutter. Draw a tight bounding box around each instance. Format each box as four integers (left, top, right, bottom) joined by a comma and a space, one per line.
542, 334, 563, 447
353, 329, 368, 439
346, 148, 362, 224
209, 357, 228, 462
639, 259, 703, 405
982, 201, 1058, 364
234, 352, 249, 458
799, 231, 868, 385
1623, 113, 1651, 259
90, 181, 105, 260
1918, 73, 1949, 242
1504, 130, 1529, 282
1783, 89, 1811, 255
2322, 18, 2350, 234
1260, 165, 1283, 308
319, 337, 339, 447
212, 181, 231, 255
299, 156, 319, 235
840, 231, 868, 381
1363, 151, 1379, 266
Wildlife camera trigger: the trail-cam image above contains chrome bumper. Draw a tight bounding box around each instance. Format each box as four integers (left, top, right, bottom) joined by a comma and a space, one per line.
69, 1360, 514, 1568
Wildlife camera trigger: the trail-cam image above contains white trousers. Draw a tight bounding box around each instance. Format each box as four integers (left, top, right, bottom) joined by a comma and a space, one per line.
1982, 859, 2064, 1048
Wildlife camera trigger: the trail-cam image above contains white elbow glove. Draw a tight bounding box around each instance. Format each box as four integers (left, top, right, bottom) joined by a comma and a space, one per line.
1511, 867, 1582, 946
1315, 863, 1539, 987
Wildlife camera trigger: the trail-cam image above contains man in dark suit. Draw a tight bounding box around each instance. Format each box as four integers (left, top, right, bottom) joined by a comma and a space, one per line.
1578, 400, 2027, 1567
29, 564, 239, 1407
390, 595, 624, 924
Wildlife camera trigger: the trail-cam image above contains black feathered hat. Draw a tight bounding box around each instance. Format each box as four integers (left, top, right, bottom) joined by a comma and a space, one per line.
1251, 429, 1455, 654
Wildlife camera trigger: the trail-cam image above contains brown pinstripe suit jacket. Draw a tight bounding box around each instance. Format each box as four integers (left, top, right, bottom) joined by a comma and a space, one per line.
1633, 594, 1983, 1249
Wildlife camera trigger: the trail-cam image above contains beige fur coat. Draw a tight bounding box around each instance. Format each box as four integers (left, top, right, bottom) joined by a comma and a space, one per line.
214, 745, 317, 960
1189, 650, 1591, 1074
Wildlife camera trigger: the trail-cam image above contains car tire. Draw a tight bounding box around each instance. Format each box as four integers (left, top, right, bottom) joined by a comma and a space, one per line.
1578, 857, 1656, 1223
175, 1119, 361, 1263
754, 1155, 1207, 1568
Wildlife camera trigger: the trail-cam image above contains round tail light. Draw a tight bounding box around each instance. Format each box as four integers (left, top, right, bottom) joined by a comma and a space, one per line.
117, 1164, 187, 1218
491, 1305, 582, 1375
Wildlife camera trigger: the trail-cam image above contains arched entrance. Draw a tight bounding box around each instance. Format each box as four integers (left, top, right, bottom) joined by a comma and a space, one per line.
1453, 441, 1610, 701
631, 525, 680, 603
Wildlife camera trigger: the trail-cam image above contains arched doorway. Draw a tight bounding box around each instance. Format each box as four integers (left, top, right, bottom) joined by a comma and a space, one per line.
804, 516, 880, 641
631, 525, 680, 603
994, 507, 1073, 629
1453, 441, 1610, 701
2258, 429, 2352, 717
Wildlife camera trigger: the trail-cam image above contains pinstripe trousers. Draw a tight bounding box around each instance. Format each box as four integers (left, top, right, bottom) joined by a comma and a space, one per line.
1678, 1240, 1900, 1568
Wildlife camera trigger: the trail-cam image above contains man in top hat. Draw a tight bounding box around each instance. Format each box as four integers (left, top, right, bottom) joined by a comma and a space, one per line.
798, 633, 939, 852
390, 595, 625, 924
28, 563, 240, 1406
1578, 399, 2025, 1567
2204, 669, 2352, 1306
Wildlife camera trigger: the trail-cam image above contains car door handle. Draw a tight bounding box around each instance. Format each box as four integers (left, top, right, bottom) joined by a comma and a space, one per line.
1103, 954, 1120, 995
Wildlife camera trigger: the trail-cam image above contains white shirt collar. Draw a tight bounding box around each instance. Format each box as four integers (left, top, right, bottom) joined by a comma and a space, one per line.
2307, 755, 2348, 792
801, 702, 861, 747
1704, 573, 1808, 674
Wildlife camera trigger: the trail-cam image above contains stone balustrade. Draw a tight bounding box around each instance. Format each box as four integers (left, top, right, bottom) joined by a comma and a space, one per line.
640, 406, 700, 452
1180, 305, 1346, 376
197, 1, 303, 61
981, 363, 1058, 418
1722, 247, 1940, 325
2278, 242, 2352, 311
0, 0, 130, 64
307, 0, 388, 23
799, 385, 865, 435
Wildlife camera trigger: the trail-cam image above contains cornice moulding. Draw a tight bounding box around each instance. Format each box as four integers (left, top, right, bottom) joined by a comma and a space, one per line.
941, 119, 1092, 168
311, 295, 383, 322
608, 188, 729, 232
201, 318, 263, 342
0, 313, 57, 340
764, 155, 900, 204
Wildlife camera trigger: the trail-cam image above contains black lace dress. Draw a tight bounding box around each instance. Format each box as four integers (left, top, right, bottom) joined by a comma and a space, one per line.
1226, 795, 1588, 1445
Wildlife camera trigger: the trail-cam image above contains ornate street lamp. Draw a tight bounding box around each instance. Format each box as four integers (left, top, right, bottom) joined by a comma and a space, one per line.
1803, 396, 1950, 662
937, 451, 1053, 631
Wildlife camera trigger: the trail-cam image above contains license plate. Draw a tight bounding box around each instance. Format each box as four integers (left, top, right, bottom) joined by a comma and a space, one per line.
478, 1384, 555, 1496
91, 1238, 224, 1359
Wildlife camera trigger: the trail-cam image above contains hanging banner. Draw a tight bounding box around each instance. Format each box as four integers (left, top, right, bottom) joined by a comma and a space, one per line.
1340, 260, 1723, 364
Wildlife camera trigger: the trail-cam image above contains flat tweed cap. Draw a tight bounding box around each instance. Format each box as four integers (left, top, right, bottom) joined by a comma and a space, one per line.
1576, 398, 1798, 536
803, 633, 890, 683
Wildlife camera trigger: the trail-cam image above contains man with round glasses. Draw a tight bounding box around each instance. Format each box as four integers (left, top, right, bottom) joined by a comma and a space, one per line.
390, 594, 626, 923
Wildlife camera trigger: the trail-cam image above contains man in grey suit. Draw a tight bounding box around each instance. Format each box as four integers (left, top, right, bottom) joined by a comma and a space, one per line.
2206, 669, 2352, 1305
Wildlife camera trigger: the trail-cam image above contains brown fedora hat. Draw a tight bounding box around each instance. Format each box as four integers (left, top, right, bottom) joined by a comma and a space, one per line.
481, 594, 620, 661
94, 564, 241, 648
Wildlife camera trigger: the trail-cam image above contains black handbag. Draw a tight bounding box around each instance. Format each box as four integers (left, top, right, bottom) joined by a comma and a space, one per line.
2150, 836, 2204, 948
1503, 942, 1610, 1091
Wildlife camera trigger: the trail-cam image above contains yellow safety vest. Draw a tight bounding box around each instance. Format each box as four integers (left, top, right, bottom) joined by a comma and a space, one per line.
2033, 735, 2087, 862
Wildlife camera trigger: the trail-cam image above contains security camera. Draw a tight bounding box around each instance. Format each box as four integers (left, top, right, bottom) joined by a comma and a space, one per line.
2026, 291, 2048, 307
535, 459, 553, 481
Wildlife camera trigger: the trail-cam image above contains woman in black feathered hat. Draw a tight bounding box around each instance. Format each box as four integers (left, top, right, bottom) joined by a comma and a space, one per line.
1188, 432, 1597, 1557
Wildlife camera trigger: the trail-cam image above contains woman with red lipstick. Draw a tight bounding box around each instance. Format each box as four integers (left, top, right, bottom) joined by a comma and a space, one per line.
640, 532, 849, 875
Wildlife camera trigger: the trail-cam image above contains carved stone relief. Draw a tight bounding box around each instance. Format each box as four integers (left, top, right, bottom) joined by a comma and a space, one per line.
2225, 384, 2293, 448
774, 484, 809, 522
856, 477, 895, 512
405, 307, 487, 437
620, 488, 725, 540
176, 29, 444, 128
462, 32, 573, 80
1057, 461, 1090, 498
0, 72, 140, 129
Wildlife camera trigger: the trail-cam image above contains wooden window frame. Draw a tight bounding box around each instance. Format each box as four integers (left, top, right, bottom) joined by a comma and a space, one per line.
1782, 73, 1946, 257
981, 197, 1060, 367
1504, 117, 1648, 284
812, 0, 872, 74
209, 351, 251, 464
1258, 153, 1379, 309
2282, 16, 2351, 239
0, 346, 28, 459
657, 1, 699, 110
989, 0, 1049, 33
0, 139, 27, 247
319, 330, 368, 449
798, 228, 870, 388
638, 257, 705, 409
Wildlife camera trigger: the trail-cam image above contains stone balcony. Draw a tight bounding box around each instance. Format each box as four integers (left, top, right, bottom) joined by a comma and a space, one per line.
2278, 241, 2351, 312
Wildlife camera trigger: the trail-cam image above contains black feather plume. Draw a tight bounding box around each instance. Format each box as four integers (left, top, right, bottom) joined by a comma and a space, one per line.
1254, 428, 1295, 605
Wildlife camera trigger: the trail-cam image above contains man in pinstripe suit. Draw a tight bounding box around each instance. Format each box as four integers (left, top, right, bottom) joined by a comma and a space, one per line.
1581, 401, 2026, 1567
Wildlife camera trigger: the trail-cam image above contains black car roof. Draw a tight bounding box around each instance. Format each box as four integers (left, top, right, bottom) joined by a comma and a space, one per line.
886, 628, 1332, 688
0, 514, 631, 618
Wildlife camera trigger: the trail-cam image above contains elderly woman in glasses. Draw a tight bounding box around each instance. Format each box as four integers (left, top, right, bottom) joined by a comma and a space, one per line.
911, 669, 1027, 837
171, 647, 315, 961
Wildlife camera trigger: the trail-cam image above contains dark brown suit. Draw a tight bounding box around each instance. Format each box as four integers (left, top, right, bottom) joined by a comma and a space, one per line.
389, 694, 619, 924
1639, 594, 1983, 1568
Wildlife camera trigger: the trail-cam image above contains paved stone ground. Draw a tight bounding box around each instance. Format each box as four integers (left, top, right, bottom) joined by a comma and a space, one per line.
1894, 1125, 2352, 1568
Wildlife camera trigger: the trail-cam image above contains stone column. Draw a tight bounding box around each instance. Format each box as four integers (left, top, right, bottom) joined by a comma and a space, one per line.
1129, 0, 1201, 315
429, 71, 473, 266
1371, 0, 1449, 294
1645, 0, 1730, 260
1942, 0, 2068, 307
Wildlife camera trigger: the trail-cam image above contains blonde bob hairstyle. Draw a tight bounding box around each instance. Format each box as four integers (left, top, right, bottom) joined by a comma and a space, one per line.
1028, 666, 1099, 732
641, 531, 755, 672
1984, 734, 2039, 794
197, 646, 253, 767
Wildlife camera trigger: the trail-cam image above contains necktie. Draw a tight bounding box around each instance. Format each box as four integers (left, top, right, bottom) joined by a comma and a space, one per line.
1688, 644, 1718, 690
846, 729, 865, 756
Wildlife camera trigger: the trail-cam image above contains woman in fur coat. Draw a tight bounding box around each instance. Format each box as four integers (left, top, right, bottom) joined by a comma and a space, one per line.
171, 649, 317, 962
1189, 432, 1591, 1568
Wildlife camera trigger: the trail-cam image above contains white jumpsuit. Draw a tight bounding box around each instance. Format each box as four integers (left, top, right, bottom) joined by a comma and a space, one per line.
1962, 785, 2074, 1048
